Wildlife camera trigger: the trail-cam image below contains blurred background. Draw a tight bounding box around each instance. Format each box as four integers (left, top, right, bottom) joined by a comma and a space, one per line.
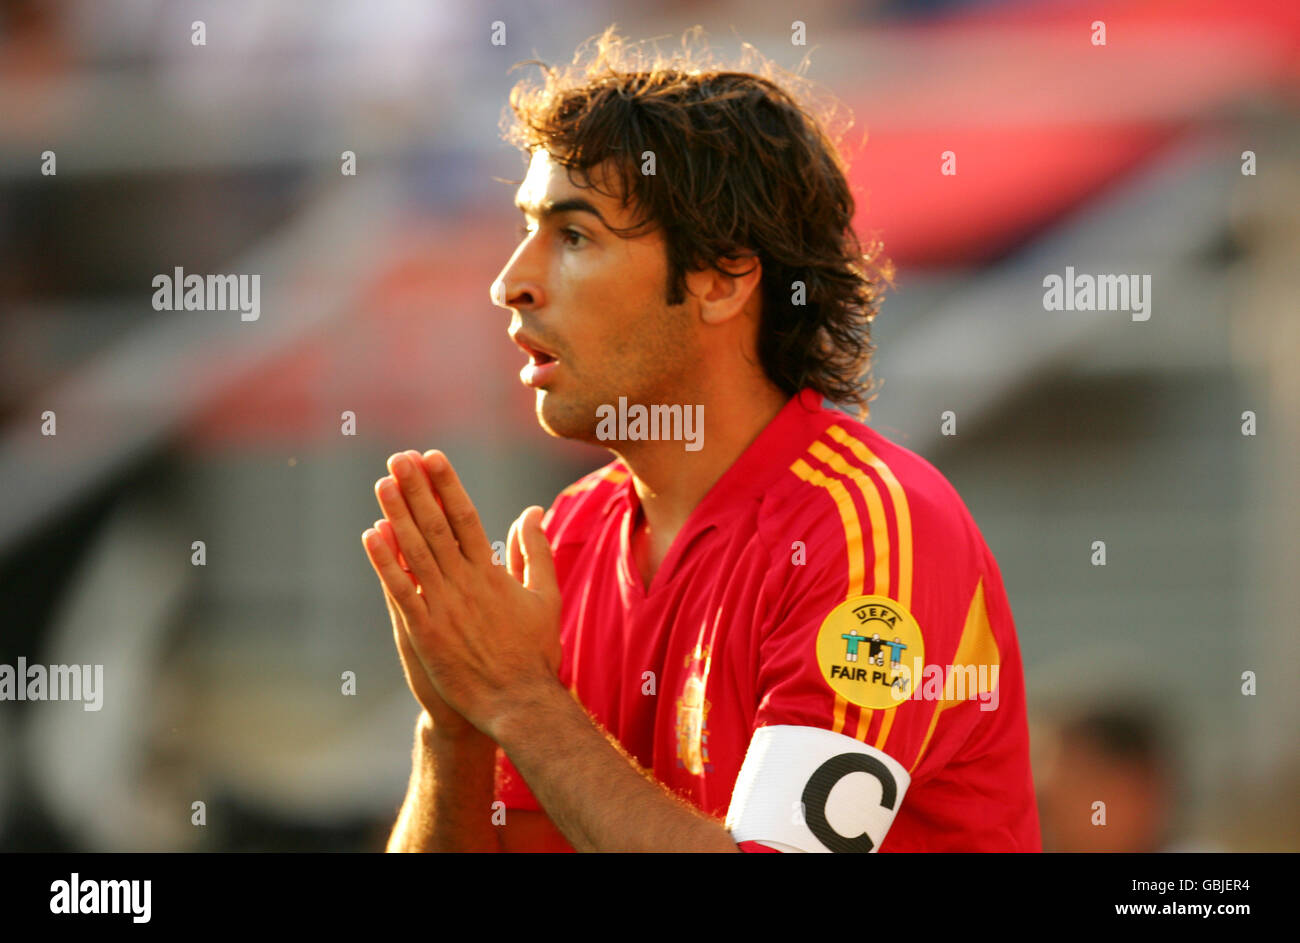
1, 0, 1297, 851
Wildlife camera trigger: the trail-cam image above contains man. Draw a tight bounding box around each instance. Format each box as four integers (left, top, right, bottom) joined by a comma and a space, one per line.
362, 28, 1039, 852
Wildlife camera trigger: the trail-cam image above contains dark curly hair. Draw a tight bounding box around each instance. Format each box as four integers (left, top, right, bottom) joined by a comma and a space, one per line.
499, 25, 893, 417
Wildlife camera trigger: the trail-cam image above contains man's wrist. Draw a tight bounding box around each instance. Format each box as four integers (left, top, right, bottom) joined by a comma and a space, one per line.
419, 710, 496, 755
479, 677, 741, 853
396, 710, 504, 853
486, 676, 571, 751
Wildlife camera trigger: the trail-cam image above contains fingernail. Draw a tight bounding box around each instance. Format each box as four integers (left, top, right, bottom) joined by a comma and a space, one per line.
391, 455, 410, 477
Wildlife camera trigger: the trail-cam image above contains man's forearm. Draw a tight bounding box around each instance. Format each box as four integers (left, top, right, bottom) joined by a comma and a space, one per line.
489, 682, 740, 853
387, 712, 501, 852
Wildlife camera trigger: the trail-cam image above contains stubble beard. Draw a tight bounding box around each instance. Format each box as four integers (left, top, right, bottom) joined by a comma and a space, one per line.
532, 293, 701, 447
534, 385, 604, 444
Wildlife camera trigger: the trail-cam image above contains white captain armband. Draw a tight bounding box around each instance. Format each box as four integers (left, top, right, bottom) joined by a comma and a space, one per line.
725, 724, 911, 853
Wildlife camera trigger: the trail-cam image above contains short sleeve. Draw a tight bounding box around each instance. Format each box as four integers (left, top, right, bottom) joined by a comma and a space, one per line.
727, 528, 1026, 850
726, 477, 970, 852
727, 558, 922, 852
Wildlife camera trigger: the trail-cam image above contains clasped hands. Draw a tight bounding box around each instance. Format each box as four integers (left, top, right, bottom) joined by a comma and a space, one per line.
361, 449, 562, 741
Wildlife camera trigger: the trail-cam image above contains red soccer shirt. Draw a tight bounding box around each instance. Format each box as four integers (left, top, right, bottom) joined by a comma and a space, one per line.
495, 388, 1041, 852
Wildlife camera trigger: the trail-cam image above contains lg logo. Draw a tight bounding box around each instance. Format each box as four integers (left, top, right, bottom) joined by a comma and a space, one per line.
800, 752, 899, 852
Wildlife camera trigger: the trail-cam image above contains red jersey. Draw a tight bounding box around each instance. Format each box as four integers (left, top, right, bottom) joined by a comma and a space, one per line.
495, 388, 1041, 852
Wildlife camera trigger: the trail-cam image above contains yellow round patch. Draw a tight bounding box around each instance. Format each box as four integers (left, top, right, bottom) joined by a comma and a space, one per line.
815, 595, 925, 710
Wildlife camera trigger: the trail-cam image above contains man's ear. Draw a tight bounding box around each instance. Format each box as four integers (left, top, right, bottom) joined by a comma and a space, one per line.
690, 252, 762, 326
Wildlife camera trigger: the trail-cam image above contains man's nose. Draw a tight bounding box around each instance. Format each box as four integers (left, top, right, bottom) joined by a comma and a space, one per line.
491, 253, 543, 309
490, 236, 545, 311
489, 273, 541, 312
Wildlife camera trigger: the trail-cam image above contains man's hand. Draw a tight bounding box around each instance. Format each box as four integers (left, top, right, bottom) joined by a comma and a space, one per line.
364, 450, 738, 852
366, 503, 475, 740
362, 449, 563, 738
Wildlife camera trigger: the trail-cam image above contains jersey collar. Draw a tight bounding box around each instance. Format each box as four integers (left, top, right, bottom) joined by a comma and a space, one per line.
613, 387, 833, 542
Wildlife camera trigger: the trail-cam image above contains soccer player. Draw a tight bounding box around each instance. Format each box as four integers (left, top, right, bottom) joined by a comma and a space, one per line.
362, 28, 1040, 852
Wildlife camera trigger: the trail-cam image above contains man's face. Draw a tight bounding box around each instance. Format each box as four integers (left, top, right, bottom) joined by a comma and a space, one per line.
491, 149, 701, 442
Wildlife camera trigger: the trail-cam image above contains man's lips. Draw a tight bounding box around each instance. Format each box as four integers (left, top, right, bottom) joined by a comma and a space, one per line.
510, 331, 561, 387
510, 331, 558, 362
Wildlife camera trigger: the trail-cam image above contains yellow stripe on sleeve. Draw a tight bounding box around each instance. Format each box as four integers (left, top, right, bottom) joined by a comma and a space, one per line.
808, 440, 891, 600
818, 428, 917, 749
826, 425, 913, 610
789, 458, 865, 594
790, 455, 867, 735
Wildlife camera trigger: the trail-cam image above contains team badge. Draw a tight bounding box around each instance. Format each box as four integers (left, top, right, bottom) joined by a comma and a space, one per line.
814, 595, 925, 709
675, 675, 711, 775
675, 644, 712, 775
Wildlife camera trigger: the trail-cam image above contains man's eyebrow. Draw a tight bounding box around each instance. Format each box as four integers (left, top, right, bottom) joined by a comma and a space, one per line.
514, 196, 611, 229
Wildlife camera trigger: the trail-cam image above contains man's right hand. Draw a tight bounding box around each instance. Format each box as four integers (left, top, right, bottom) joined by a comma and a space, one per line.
366, 449, 481, 740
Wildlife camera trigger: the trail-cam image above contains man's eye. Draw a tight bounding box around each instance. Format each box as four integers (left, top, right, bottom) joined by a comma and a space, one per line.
516, 224, 585, 247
